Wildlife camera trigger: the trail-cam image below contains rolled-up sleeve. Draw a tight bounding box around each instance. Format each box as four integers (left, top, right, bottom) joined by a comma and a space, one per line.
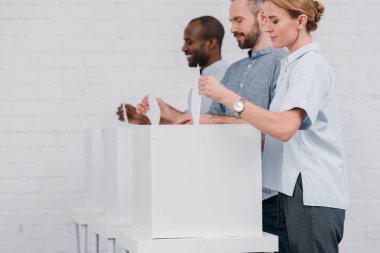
281, 57, 331, 130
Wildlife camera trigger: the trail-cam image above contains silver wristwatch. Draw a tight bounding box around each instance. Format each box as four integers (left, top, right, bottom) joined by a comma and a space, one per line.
233, 97, 246, 116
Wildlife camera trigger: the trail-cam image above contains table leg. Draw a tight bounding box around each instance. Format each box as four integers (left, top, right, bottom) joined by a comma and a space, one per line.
80, 225, 88, 253
108, 238, 115, 253
74, 223, 80, 253
91, 232, 99, 253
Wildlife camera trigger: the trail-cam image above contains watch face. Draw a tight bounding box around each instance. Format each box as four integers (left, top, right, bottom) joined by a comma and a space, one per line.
234, 101, 244, 113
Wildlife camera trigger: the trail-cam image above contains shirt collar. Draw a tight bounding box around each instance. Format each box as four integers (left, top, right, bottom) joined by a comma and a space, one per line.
201, 59, 229, 76
248, 47, 274, 59
282, 42, 320, 67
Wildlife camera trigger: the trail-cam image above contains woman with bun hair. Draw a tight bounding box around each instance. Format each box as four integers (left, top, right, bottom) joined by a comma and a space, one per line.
197, 0, 349, 252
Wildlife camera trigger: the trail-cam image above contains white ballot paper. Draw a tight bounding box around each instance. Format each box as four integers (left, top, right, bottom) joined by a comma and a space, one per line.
147, 94, 161, 125
121, 103, 129, 125
191, 83, 202, 125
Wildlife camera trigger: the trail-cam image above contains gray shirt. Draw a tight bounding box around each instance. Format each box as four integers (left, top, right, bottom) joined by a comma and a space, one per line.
208, 47, 288, 200
186, 59, 229, 113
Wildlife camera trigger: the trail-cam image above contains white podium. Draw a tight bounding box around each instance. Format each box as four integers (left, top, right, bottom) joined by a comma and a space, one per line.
116, 227, 278, 253
76, 125, 277, 253
71, 128, 106, 253
88, 127, 134, 253
102, 127, 133, 224
84, 128, 106, 211
132, 125, 262, 239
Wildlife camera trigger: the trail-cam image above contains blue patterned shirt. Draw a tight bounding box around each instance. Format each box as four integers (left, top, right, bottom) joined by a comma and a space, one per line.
208, 47, 288, 200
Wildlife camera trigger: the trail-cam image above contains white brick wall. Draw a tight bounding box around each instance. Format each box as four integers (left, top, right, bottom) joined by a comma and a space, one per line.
0, 0, 379, 252
316, 1, 380, 252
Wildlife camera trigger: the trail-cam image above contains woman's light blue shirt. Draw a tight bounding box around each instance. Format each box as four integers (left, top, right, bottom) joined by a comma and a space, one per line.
262, 43, 349, 210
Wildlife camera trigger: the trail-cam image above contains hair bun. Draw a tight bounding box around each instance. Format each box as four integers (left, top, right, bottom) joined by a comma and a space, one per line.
313, 0, 325, 22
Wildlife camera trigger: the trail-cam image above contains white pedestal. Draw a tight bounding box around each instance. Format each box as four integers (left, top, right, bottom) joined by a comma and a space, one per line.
103, 127, 134, 224
85, 127, 134, 253
88, 217, 132, 239
115, 227, 278, 253
71, 208, 104, 226
84, 128, 106, 212
71, 128, 107, 253
132, 125, 262, 239
88, 217, 131, 253
71, 208, 104, 253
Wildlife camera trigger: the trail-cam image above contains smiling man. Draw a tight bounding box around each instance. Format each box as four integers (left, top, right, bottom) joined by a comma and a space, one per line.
117, 16, 229, 123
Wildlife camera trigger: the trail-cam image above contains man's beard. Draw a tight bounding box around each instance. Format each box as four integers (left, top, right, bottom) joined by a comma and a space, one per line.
188, 50, 209, 68
235, 23, 260, 49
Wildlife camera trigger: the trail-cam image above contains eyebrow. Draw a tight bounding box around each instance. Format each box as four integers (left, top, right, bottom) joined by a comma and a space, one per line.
229, 16, 243, 22
268, 15, 278, 19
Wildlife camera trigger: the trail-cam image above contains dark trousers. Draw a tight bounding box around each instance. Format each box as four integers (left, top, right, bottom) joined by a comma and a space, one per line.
279, 175, 345, 253
263, 195, 289, 253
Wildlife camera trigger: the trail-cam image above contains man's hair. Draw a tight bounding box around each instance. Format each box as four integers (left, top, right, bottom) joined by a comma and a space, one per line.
231, 0, 264, 15
189, 16, 225, 50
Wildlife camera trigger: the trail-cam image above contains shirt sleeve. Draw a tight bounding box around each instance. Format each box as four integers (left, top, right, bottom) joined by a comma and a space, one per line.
207, 67, 230, 115
281, 58, 331, 130
269, 59, 281, 104
208, 100, 226, 115
184, 88, 192, 113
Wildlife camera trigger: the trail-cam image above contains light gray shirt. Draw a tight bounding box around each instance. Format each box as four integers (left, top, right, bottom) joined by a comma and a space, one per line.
208, 47, 288, 200
186, 59, 229, 113
262, 43, 349, 209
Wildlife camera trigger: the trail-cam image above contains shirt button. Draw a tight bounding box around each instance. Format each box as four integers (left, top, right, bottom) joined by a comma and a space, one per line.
240, 83, 244, 88
248, 64, 252, 68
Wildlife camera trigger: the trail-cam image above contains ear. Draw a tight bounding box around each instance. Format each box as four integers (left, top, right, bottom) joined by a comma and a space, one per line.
205, 38, 218, 51
257, 10, 267, 26
297, 14, 308, 30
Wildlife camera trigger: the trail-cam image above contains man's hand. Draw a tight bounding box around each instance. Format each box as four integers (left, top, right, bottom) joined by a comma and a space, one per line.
116, 103, 127, 122
136, 95, 185, 124
136, 95, 167, 114
136, 95, 149, 114
116, 103, 151, 125
174, 114, 193, 125
174, 114, 225, 125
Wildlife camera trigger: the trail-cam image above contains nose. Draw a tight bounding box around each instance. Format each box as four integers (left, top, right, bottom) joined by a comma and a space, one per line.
182, 43, 188, 52
264, 20, 272, 33
230, 22, 238, 34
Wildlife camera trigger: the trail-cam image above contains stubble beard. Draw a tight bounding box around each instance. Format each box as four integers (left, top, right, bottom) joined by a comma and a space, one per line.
238, 23, 260, 50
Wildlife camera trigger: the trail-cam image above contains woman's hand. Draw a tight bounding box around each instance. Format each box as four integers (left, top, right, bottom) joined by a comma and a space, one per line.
198, 75, 231, 104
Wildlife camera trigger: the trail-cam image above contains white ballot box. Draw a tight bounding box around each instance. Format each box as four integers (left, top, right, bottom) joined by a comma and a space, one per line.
103, 127, 134, 224
132, 125, 262, 239
84, 128, 106, 211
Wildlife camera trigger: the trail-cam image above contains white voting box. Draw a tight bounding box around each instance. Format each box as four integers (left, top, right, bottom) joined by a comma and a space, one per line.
103, 127, 134, 224
132, 125, 262, 239
84, 128, 106, 211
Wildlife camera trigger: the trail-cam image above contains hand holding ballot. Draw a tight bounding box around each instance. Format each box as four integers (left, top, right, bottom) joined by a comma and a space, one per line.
116, 103, 150, 125
136, 95, 166, 116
